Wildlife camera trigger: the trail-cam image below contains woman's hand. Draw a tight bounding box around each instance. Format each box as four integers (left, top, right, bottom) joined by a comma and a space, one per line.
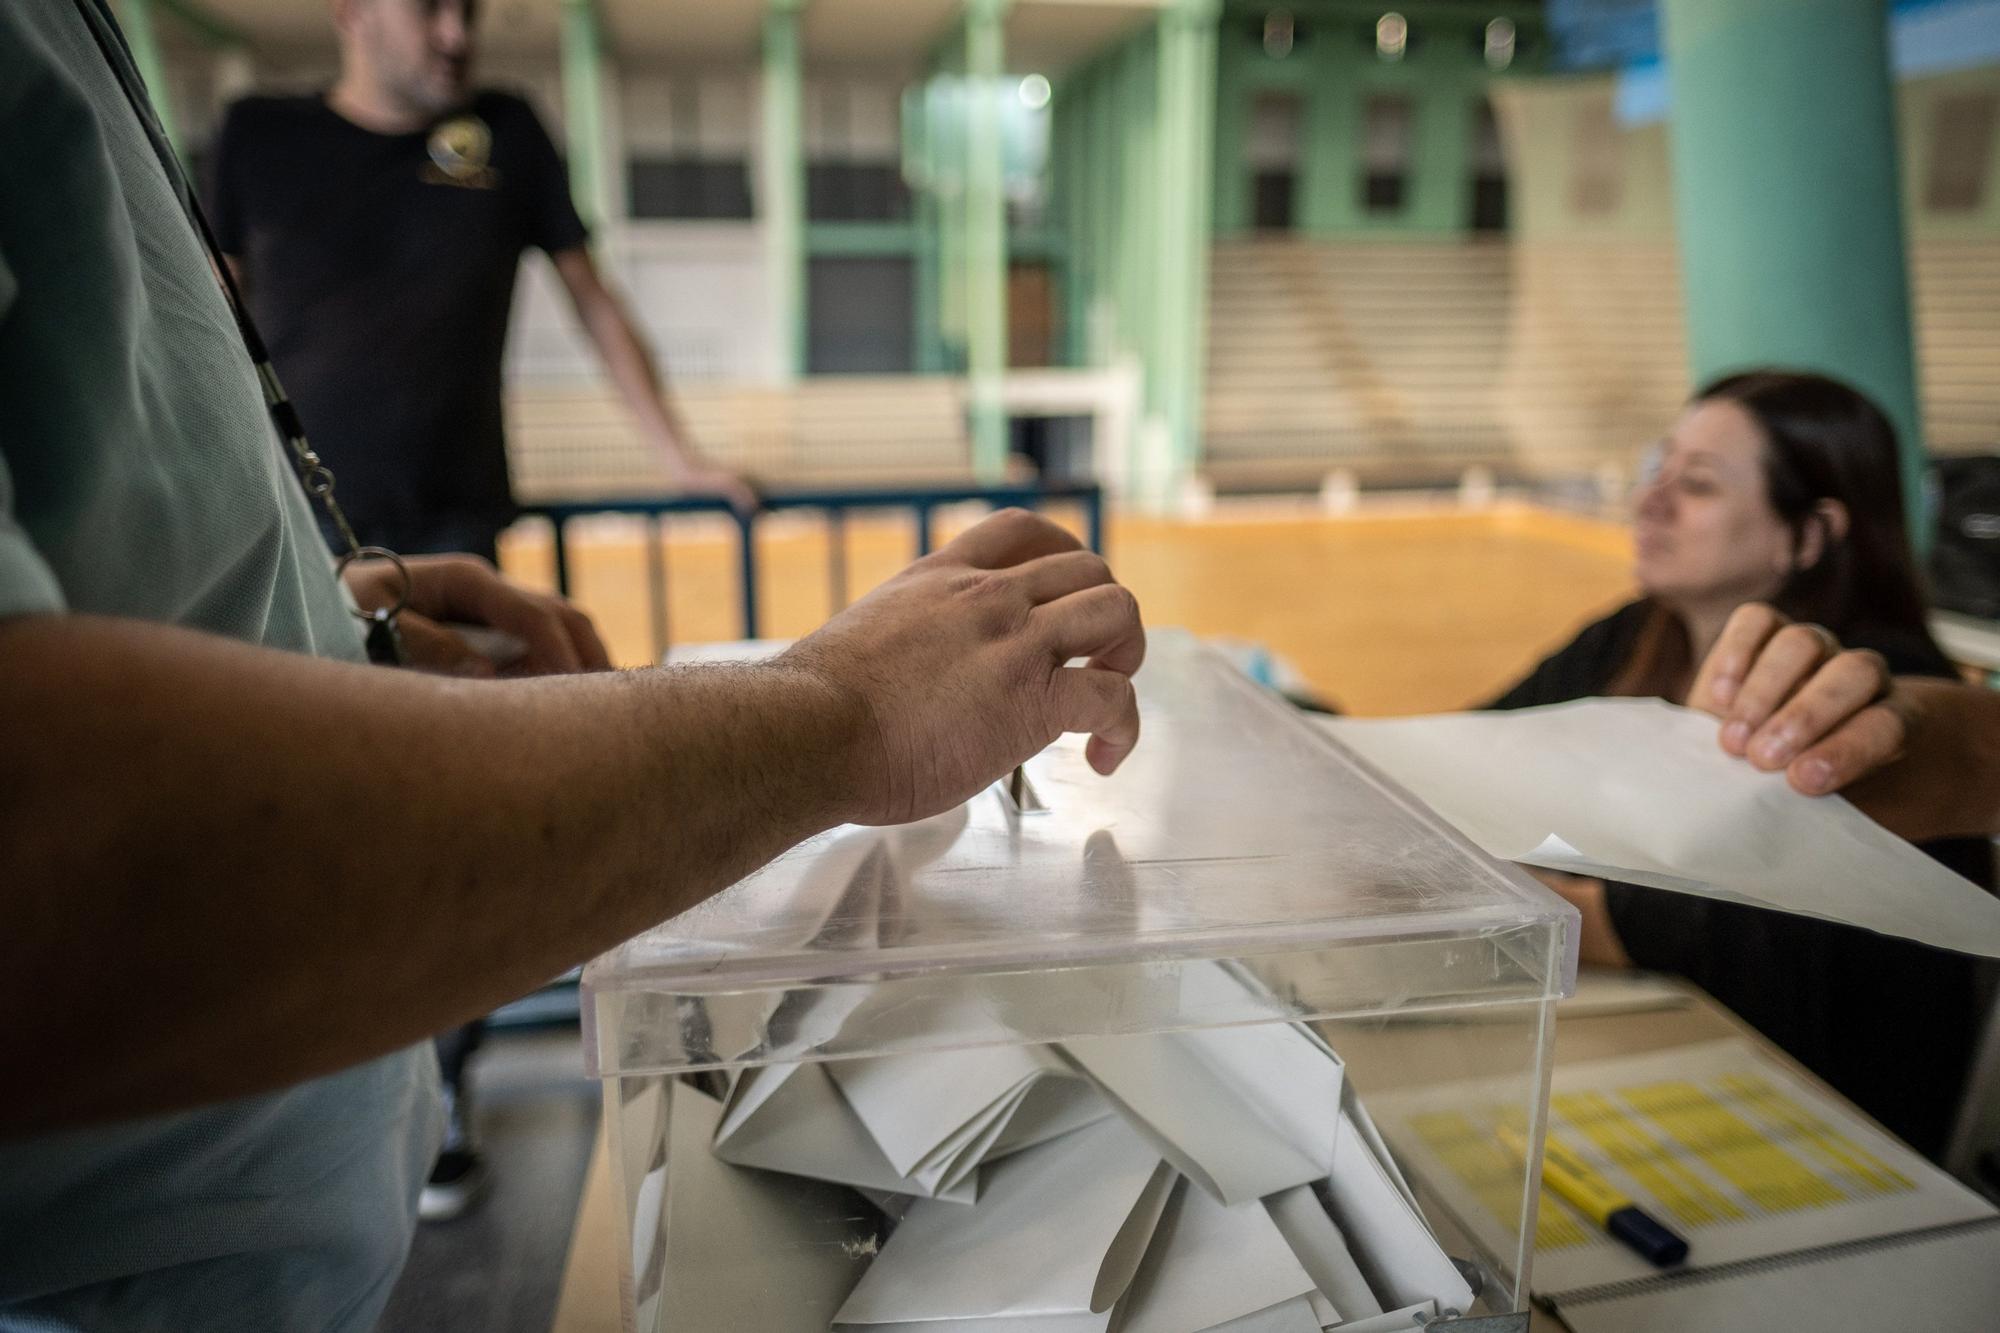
1688, 603, 2000, 839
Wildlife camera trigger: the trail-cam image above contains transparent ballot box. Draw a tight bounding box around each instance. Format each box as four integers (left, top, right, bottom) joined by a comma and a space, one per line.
583, 631, 1577, 1333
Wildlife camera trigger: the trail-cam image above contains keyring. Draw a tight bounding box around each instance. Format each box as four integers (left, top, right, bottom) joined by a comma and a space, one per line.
335, 545, 413, 623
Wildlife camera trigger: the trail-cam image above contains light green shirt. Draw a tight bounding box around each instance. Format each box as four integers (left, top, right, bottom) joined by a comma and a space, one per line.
0, 4, 440, 1329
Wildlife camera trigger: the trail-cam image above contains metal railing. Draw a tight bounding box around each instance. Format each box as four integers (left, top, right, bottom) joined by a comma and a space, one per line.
519, 481, 1106, 659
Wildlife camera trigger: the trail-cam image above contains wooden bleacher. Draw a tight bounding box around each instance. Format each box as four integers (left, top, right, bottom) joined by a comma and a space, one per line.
507, 375, 993, 501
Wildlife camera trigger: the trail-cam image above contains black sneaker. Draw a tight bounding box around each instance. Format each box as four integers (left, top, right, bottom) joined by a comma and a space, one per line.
419, 1146, 487, 1222
419, 1079, 487, 1222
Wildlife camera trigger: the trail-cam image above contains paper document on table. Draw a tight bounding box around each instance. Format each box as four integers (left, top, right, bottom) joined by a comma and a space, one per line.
1367, 1039, 1997, 1296
1321, 698, 2000, 958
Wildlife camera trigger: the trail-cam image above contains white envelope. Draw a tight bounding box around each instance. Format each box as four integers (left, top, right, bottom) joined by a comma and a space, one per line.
1321, 1110, 1475, 1315
1110, 1179, 1321, 1333
1329, 1304, 1436, 1333
829, 1037, 1109, 1188
833, 1117, 1176, 1331
1063, 970, 1344, 1206
655, 1081, 879, 1333
714, 1059, 977, 1203
1264, 1184, 1381, 1322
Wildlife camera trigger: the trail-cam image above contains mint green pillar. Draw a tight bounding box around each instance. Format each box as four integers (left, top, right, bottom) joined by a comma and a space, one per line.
762, 0, 807, 380
117, 0, 182, 154
1662, 0, 1926, 539
1152, 0, 1220, 503
559, 0, 614, 232
965, 0, 1011, 480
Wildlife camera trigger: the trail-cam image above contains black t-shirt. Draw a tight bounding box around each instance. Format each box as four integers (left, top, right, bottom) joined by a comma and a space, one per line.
207, 91, 588, 551
1487, 600, 1995, 1158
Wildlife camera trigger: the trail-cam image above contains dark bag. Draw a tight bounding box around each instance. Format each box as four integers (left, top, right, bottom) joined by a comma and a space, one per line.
1931, 454, 2000, 619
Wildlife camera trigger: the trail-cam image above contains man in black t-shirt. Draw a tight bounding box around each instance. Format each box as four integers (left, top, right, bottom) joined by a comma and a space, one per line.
208, 0, 751, 568
206, 0, 751, 1222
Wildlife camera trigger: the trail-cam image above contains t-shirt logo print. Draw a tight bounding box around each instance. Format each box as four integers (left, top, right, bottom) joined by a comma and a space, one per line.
424, 115, 499, 189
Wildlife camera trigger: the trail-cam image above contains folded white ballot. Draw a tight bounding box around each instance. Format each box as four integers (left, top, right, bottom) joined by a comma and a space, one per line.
827, 1024, 1112, 1192
1321, 1108, 1475, 1316
1322, 699, 2000, 958
654, 1081, 878, 1333
833, 1117, 1175, 1332
1109, 1179, 1321, 1333
713, 1059, 978, 1203
1062, 964, 1345, 1207
1264, 1185, 1381, 1322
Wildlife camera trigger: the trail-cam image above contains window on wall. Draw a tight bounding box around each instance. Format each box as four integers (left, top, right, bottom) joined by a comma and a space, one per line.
807, 256, 915, 374
1926, 93, 1998, 214
1468, 96, 1508, 232
1361, 93, 1414, 214
807, 163, 913, 222
627, 159, 754, 220
1568, 93, 1622, 216
1248, 91, 1303, 230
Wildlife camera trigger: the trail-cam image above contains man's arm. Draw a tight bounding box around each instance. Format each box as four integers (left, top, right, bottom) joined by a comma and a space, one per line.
1690, 603, 2000, 841
0, 510, 1140, 1137
550, 246, 757, 513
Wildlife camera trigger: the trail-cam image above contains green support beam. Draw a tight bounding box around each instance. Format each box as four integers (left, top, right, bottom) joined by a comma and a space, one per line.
559, 0, 616, 233
762, 0, 808, 380
1660, 0, 1927, 543
965, 0, 1011, 480
1153, 0, 1221, 504
116, 0, 182, 154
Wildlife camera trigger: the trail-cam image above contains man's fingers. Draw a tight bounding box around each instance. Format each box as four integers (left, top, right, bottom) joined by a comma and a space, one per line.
1011, 550, 1115, 605
1786, 702, 1907, 796
1049, 666, 1141, 776
558, 602, 614, 671
1742, 649, 1889, 771
395, 612, 496, 678
1035, 583, 1145, 677
1690, 603, 1785, 715
1718, 622, 1839, 752
938, 508, 1083, 570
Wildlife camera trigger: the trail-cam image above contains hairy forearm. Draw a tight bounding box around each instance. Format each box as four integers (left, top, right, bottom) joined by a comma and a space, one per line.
0, 614, 859, 1136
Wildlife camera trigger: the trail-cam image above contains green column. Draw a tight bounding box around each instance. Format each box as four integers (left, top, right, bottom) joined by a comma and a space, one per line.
558, 0, 614, 232
762, 0, 808, 380
1151, 0, 1220, 504
965, 0, 1011, 480
1661, 0, 1925, 538
117, 0, 182, 154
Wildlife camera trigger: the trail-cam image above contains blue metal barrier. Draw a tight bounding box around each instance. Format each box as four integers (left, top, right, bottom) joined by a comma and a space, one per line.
518, 481, 1106, 658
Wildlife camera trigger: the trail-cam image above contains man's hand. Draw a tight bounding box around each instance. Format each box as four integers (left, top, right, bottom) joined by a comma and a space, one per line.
342, 554, 611, 677
670, 460, 761, 518
776, 509, 1144, 827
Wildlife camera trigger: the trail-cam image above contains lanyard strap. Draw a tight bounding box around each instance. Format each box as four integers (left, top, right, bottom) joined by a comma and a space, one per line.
71, 0, 409, 664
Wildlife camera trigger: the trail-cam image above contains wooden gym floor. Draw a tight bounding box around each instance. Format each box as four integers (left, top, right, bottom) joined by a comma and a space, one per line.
496, 499, 1637, 717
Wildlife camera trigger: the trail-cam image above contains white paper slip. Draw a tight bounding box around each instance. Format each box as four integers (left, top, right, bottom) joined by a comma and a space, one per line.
1264, 1185, 1381, 1321
1110, 1180, 1320, 1333
1321, 1108, 1477, 1316
1063, 965, 1345, 1207
828, 1032, 1109, 1183
1321, 698, 2000, 958
834, 1117, 1176, 1332
713, 1060, 978, 1203
657, 1082, 878, 1333
1328, 1302, 1435, 1333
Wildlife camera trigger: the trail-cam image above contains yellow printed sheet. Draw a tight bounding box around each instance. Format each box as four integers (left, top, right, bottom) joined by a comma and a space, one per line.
1368, 1039, 1992, 1293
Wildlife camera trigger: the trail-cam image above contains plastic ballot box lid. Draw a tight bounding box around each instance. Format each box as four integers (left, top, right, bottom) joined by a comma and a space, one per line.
583, 630, 1576, 1078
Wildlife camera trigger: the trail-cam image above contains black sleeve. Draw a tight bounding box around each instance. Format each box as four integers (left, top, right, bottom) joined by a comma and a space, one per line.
506, 95, 589, 256
1481, 601, 1651, 710
205, 98, 253, 256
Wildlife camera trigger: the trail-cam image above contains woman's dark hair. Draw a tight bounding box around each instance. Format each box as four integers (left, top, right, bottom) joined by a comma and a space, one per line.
1612, 368, 1948, 698
1699, 369, 1933, 640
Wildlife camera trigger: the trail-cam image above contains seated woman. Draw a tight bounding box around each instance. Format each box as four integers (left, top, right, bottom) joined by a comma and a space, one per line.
1489, 369, 1992, 1159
